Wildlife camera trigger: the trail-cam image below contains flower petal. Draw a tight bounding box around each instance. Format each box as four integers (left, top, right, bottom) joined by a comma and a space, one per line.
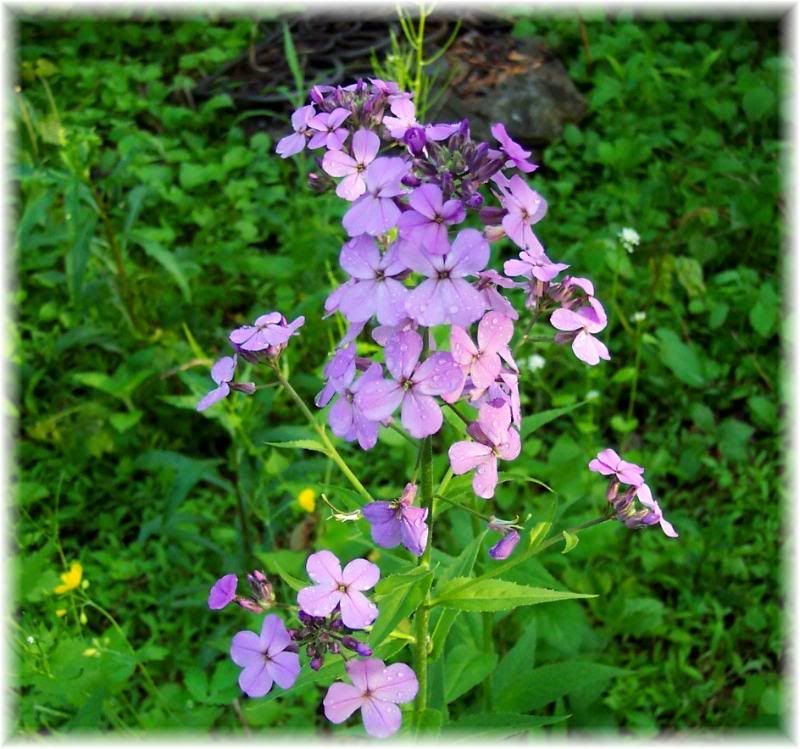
297, 584, 341, 619
266, 650, 301, 689
368, 662, 419, 703
239, 661, 273, 698
230, 630, 264, 667
339, 589, 379, 629
361, 698, 402, 738
260, 614, 292, 656
342, 558, 380, 591
324, 681, 366, 724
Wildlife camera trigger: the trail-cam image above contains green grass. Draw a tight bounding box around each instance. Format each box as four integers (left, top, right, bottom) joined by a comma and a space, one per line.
12, 13, 784, 736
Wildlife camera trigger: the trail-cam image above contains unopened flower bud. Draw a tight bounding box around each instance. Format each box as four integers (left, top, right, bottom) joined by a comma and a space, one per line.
310, 655, 324, 671
231, 382, 256, 395
464, 192, 484, 209
235, 597, 264, 613
247, 570, 273, 603
342, 636, 373, 657
401, 173, 422, 188
488, 530, 520, 560
306, 644, 316, 658
403, 126, 427, 156
329, 617, 345, 631
298, 610, 313, 625
606, 479, 620, 502
328, 641, 341, 655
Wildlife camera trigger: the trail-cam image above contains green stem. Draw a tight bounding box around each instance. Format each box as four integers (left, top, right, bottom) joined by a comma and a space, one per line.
626, 322, 643, 422
413, 435, 433, 725
271, 362, 372, 502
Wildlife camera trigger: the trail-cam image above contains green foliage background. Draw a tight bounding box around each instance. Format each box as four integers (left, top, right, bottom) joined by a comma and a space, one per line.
12, 13, 784, 736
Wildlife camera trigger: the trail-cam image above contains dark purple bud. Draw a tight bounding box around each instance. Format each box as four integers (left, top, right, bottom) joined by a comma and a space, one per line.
606, 479, 620, 502
286, 628, 299, 640
329, 616, 345, 631
479, 206, 505, 226
310, 655, 324, 671
235, 597, 264, 613
489, 530, 520, 560
231, 382, 256, 395
464, 193, 484, 209
401, 173, 422, 188
440, 171, 454, 198
298, 610, 313, 625
310, 86, 326, 106
403, 126, 427, 156
247, 570, 273, 603
306, 644, 316, 658
458, 118, 470, 138
342, 636, 374, 657
328, 641, 340, 654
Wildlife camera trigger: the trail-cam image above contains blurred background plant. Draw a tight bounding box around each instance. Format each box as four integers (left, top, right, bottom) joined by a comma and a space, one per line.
12, 10, 783, 736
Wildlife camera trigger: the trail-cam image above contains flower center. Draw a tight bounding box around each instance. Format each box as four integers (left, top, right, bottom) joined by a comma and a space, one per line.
337, 584, 348, 593
437, 270, 450, 280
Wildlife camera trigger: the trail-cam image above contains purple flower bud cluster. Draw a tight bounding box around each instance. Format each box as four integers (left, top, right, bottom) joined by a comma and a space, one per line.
589, 448, 678, 537
208, 550, 418, 738
196, 311, 304, 412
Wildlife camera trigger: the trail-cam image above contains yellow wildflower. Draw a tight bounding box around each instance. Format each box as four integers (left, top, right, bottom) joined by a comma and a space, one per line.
53, 561, 82, 594
55, 609, 67, 617
297, 488, 316, 513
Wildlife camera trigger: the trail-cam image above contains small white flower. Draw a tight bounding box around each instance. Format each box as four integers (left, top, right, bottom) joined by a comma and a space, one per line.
618, 227, 640, 254
586, 389, 600, 401
526, 354, 546, 372
631, 311, 647, 323
26, 636, 34, 645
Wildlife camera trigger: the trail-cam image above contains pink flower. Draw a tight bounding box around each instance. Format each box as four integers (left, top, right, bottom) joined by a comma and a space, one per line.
230, 615, 300, 697
276, 105, 316, 158
402, 228, 490, 327
297, 551, 380, 629
494, 174, 548, 252
397, 184, 466, 255
504, 249, 569, 284
322, 129, 381, 201
355, 329, 463, 439
383, 97, 418, 139
635, 483, 679, 538
588, 448, 645, 486
307, 107, 350, 151
323, 658, 418, 738
448, 399, 521, 499
450, 311, 516, 392
362, 483, 428, 556
491, 122, 538, 173
342, 157, 409, 236
550, 297, 610, 366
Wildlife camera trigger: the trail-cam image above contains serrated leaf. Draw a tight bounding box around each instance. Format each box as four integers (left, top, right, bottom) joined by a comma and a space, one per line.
264, 439, 330, 456
369, 567, 433, 647
432, 577, 594, 612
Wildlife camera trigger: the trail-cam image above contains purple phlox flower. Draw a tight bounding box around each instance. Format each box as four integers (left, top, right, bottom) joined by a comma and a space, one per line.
426, 121, 462, 141
362, 482, 429, 556
487, 516, 522, 559
208, 573, 238, 609
634, 483, 679, 538
588, 448, 645, 486
369, 78, 402, 96
328, 362, 384, 451
491, 122, 538, 173
297, 551, 380, 629
276, 105, 316, 158
307, 107, 350, 151
322, 129, 381, 201
397, 183, 466, 255
476, 269, 519, 320
355, 329, 463, 439
402, 228, 490, 327
504, 249, 569, 284
196, 355, 255, 412
448, 398, 521, 499
495, 174, 548, 253
548, 275, 596, 308
451, 311, 516, 392
550, 297, 610, 366
229, 312, 305, 357
371, 317, 417, 347
383, 97, 417, 139
230, 614, 301, 698
335, 236, 410, 325
342, 157, 409, 237
324, 658, 418, 738
315, 344, 357, 408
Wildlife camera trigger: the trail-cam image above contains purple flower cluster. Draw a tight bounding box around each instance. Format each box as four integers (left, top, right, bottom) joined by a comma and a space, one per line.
208, 550, 418, 738
196, 311, 304, 411
589, 448, 678, 537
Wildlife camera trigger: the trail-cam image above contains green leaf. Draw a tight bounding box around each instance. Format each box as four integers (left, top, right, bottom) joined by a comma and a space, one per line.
67, 215, 97, 299
656, 328, 708, 387
561, 530, 580, 554
263, 439, 330, 456
742, 85, 776, 122
369, 567, 433, 647
749, 281, 778, 338
521, 401, 586, 438
268, 556, 306, 593
447, 712, 568, 735
493, 618, 538, 696
414, 707, 443, 735
430, 532, 486, 660
495, 660, 625, 713
135, 238, 192, 303
432, 577, 594, 612
674, 256, 706, 298
444, 643, 497, 703
109, 410, 143, 433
